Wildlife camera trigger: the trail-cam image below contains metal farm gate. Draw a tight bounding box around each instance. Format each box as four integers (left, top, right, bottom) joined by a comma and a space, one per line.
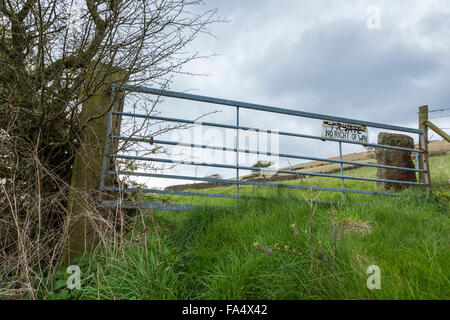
98, 85, 429, 211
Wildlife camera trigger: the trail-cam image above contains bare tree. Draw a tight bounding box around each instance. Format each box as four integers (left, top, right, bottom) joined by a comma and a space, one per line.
0, 0, 218, 297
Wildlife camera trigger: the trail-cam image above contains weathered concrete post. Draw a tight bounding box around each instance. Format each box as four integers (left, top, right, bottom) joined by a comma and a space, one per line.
418, 105, 432, 192
418, 105, 428, 184
376, 132, 416, 190
63, 64, 128, 264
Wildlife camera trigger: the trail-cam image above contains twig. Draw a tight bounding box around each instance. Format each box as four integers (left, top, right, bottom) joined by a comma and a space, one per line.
97, 262, 115, 299
331, 201, 337, 271
309, 187, 314, 273
96, 262, 100, 300
150, 213, 162, 260
272, 246, 306, 258
139, 208, 149, 266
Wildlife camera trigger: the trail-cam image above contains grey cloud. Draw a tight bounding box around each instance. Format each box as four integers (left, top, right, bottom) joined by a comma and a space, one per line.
143, 2, 450, 188
420, 12, 450, 36
244, 19, 444, 123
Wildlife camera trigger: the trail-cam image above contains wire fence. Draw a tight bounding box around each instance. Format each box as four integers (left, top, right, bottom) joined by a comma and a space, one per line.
430, 114, 450, 119
429, 107, 450, 113
426, 107, 450, 119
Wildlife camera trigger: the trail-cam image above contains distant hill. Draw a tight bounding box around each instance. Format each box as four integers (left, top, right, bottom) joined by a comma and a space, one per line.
166, 140, 449, 191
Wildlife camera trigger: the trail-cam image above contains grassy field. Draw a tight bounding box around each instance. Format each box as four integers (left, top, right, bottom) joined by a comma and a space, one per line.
48, 154, 448, 300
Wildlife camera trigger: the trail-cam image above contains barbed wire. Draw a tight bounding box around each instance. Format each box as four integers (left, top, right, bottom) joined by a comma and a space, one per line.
429, 114, 450, 119
429, 107, 450, 113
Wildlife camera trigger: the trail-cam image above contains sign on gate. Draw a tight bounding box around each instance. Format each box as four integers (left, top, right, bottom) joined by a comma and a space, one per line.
321, 120, 368, 143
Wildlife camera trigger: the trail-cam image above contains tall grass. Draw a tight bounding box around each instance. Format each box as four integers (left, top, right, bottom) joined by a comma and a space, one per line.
46, 155, 448, 300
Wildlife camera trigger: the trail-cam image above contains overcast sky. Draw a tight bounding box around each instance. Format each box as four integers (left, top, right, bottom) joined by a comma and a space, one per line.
123, 0, 450, 189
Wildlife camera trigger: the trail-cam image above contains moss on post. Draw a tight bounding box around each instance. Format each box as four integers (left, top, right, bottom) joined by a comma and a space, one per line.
376, 132, 416, 190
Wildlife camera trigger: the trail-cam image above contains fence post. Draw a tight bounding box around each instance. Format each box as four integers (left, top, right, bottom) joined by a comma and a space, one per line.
376, 132, 416, 190
236, 106, 240, 207
418, 105, 432, 192
63, 65, 128, 264
338, 141, 345, 202
423, 121, 450, 142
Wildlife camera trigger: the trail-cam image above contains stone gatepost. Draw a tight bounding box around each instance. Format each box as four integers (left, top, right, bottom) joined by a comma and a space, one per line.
63, 64, 128, 264
376, 132, 416, 190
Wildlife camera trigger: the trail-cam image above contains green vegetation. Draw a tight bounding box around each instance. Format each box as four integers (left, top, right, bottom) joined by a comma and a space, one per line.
205, 173, 223, 179
47, 155, 448, 300
252, 160, 275, 174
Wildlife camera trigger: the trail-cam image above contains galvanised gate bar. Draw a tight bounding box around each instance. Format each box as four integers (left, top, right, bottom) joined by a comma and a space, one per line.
98, 85, 429, 211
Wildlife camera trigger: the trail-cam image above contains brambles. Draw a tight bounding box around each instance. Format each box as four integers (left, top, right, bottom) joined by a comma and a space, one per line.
335, 218, 372, 241
0, 0, 219, 298
253, 201, 337, 273
253, 242, 274, 256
